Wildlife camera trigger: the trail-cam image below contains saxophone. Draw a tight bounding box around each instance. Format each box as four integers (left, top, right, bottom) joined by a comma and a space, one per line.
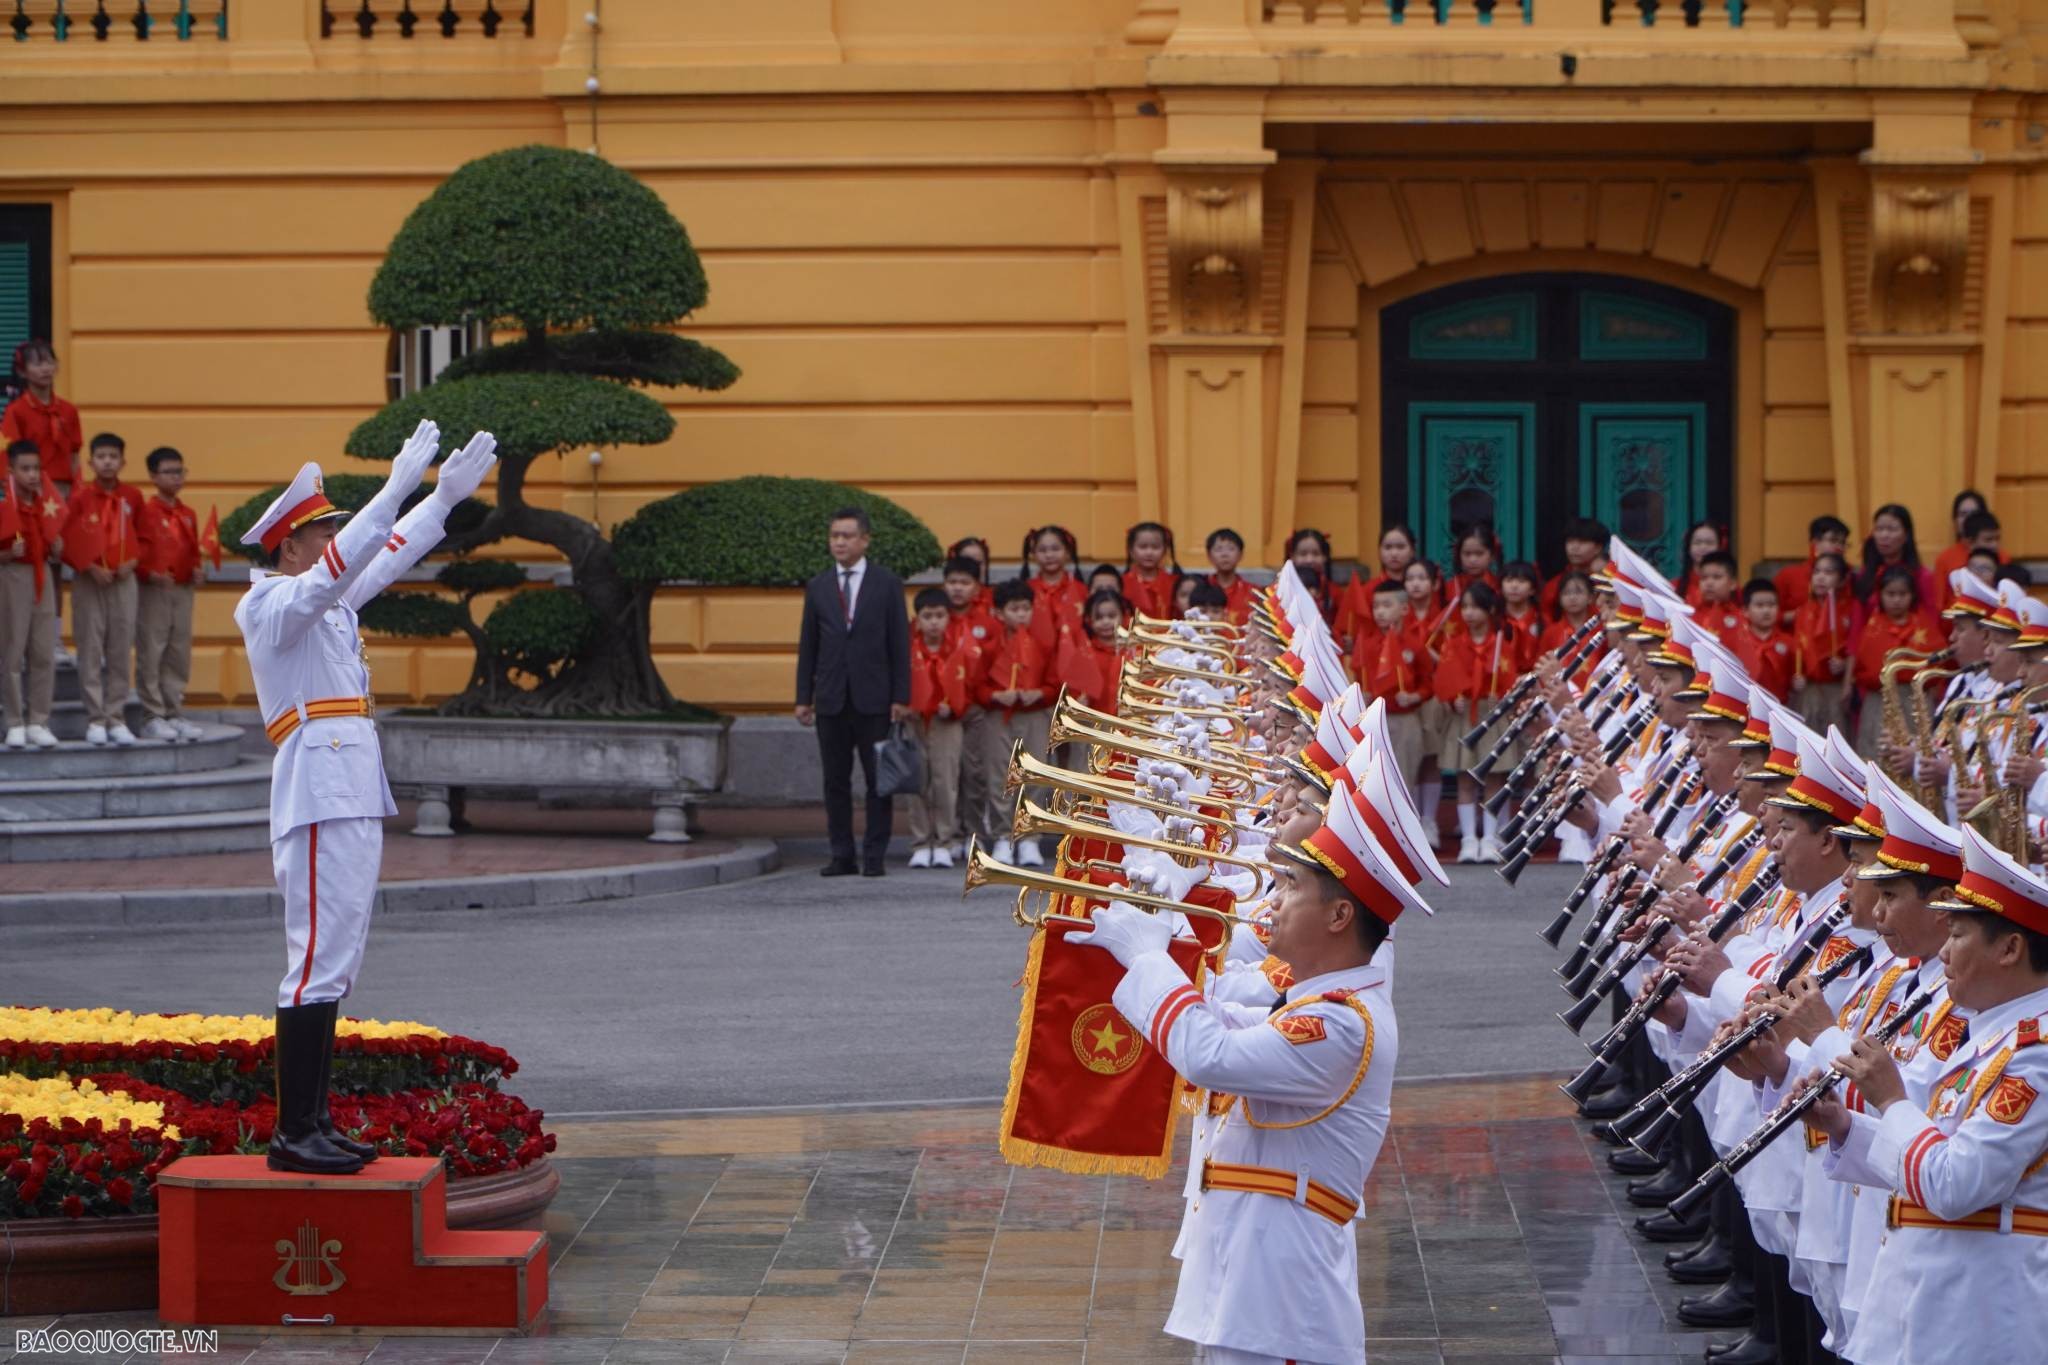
1879, 647, 1948, 793
1967, 681, 2048, 862
1911, 664, 1959, 811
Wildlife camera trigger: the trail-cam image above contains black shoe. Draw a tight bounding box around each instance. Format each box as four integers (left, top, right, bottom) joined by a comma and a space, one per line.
820, 860, 859, 877
1666, 1234, 1734, 1285
862, 863, 886, 878
1705, 1329, 1779, 1364
1580, 1086, 1641, 1122
307, 1001, 377, 1163
1609, 1145, 1665, 1176
266, 1004, 364, 1176
1677, 1278, 1755, 1328
1627, 1165, 1693, 1208
1635, 1209, 1710, 1243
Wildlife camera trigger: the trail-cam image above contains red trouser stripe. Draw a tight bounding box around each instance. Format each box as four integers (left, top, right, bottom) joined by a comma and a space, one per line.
293, 823, 319, 1006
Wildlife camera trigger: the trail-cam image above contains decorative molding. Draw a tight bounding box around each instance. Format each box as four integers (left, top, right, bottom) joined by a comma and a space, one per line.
1867, 172, 1972, 334
1166, 169, 1268, 334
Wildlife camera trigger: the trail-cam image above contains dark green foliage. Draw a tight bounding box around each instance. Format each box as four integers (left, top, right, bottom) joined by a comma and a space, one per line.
368, 146, 712, 333
612, 476, 943, 587
485, 588, 599, 682
358, 591, 469, 640
437, 330, 739, 392
436, 558, 530, 594
345, 372, 674, 466
218, 475, 490, 565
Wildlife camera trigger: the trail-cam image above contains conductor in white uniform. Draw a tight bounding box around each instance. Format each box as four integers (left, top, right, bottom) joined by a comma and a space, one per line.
235, 420, 498, 1174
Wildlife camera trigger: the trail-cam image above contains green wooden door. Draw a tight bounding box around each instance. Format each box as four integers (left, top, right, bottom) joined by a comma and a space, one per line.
1578, 403, 1707, 578
1406, 402, 1537, 566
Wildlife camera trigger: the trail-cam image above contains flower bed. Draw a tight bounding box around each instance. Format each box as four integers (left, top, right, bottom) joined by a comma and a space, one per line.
1, 1008, 552, 1223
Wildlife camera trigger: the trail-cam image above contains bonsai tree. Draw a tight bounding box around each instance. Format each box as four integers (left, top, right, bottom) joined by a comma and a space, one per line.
614, 476, 944, 586
347, 144, 739, 715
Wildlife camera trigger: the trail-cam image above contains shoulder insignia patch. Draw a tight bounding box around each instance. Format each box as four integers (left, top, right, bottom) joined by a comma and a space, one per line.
1928, 1013, 1968, 1062
1321, 988, 1359, 1003
1987, 1074, 2038, 1125
2020, 1018, 2041, 1049
1261, 955, 1295, 991
1271, 1013, 1327, 1046
1815, 936, 1856, 972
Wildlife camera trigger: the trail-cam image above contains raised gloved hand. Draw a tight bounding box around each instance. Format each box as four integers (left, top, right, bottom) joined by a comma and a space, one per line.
1068, 900, 1171, 968
431, 429, 500, 509
387, 419, 442, 497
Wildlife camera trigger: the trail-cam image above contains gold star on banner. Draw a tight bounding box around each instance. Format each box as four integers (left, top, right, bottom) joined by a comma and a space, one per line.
1089, 1019, 1126, 1055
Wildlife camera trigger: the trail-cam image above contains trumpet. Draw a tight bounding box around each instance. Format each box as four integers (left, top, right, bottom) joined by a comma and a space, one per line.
962, 837, 1258, 930
1062, 692, 1259, 757
1006, 746, 1264, 819
1117, 625, 1238, 664
1010, 797, 1270, 873
1049, 703, 1263, 785
1119, 656, 1256, 693
1133, 611, 1242, 637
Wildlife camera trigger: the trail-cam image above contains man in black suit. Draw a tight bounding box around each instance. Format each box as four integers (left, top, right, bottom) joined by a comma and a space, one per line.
795, 506, 912, 877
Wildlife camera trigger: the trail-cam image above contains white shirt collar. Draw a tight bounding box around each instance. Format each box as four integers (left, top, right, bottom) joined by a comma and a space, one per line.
1285, 963, 1385, 1004
837, 557, 868, 578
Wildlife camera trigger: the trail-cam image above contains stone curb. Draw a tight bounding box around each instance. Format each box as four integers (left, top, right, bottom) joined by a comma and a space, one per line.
0, 839, 783, 924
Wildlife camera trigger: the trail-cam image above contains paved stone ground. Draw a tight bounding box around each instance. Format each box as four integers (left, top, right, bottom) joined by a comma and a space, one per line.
4, 864, 1593, 1114
2, 860, 1732, 1364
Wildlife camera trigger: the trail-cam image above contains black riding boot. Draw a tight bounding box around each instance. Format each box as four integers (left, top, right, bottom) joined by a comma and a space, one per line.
267, 1004, 365, 1175
308, 1001, 379, 1163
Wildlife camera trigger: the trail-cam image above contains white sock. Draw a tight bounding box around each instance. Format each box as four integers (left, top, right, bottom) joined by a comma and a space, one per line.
1482, 806, 1500, 841
1418, 774, 1442, 828
1458, 803, 1478, 841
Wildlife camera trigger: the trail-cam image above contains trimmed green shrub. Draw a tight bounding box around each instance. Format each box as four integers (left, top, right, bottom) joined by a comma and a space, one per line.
613, 477, 943, 587
345, 372, 674, 467
486, 588, 598, 683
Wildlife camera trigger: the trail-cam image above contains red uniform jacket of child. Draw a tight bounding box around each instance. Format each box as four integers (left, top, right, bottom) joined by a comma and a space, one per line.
1207, 573, 1255, 628
1026, 573, 1088, 653
1436, 626, 1524, 725
1732, 626, 1797, 701
1694, 600, 1747, 650
1363, 622, 1433, 714
0, 391, 82, 488
1537, 615, 1603, 687
138, 495, 201, 585
1852, 612, 1946, 691
1792, 591, 1854, 685
1121, 567, 1175, 622
981, 625, 1049, 716
60, 481, 142, 574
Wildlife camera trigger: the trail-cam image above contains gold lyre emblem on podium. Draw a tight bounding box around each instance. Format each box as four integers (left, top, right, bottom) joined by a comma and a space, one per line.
273, 1219, 346, 1296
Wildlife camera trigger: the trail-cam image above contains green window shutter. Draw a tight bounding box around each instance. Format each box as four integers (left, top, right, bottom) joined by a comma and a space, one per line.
0, 242, 29, 368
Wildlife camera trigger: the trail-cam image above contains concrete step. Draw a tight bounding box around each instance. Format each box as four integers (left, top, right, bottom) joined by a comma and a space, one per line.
0, 806, 271, 863
0, 758, 272, 821
0, 723, 248, 780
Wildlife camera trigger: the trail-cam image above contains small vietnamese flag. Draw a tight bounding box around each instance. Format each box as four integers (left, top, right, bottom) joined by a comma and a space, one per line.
200, 505, 222, 571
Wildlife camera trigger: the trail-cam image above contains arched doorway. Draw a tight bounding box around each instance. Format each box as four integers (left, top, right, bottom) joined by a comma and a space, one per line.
1380, 272, 1735, 580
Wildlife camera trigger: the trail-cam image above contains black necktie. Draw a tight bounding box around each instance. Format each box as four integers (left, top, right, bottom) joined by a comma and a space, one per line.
841, 569, 855, 626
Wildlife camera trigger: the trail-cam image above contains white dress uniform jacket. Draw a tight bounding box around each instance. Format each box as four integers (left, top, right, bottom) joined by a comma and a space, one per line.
235, 492, 454, 841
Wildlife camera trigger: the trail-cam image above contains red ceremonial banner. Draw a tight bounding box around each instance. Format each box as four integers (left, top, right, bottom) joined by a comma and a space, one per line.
999, 916, 1207, 1178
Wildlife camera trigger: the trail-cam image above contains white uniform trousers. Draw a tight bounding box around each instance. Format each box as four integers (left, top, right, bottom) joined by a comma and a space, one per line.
272, 816, 383, 1009
1201, 1347, 1323, 1364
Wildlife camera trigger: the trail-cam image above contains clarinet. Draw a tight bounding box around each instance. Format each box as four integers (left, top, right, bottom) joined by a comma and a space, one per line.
1563, 789, 1739, 997
1611, 933, 1875, 1151
1557, 764, 1700, 981
1564, 824, 1765, 1019
1557, 870, 1781, 1105
1539, 708, 1663, 945
1458, 616, 1604, 750
1665, 981, 1945, 1223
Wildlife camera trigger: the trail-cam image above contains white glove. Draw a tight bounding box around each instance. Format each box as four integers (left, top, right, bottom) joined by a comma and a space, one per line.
1107, 802, 1164, 840
431, 430, 499, 509
386, 419, 441, 499
1068, 900, 1171, 968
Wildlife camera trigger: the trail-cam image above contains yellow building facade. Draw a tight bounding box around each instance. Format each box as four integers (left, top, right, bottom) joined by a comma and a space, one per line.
3, 0, 2044, 710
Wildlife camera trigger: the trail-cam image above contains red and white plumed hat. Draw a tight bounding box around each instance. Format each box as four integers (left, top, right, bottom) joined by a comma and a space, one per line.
1988, 580, 2028, 635
2013, 592, 2048, 650
1859, 769, 1964, 882
1733, 681, 1776, 750
1945, 567, 1999, 622
1349, 749, 1449, 888
1766, 725, 1864, 825
241, 462, 346, 554
1933, 826, 2048, 934
1685, 636, 1751, 724
1293, 697, 1359, 792
1282, 777, 1434, 925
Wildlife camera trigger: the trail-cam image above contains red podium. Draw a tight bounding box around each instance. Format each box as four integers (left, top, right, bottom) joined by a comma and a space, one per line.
156, 1157, 547, 1333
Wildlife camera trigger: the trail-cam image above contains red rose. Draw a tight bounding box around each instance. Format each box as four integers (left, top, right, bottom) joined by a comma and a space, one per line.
60, 1194, 84, 1218
107, 1178, 134, 1205
18, 1176, 42, 1203
4, 1159, 29, 1182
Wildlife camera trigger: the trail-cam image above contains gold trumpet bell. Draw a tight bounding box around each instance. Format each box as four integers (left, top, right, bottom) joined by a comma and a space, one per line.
1013, 796, 1267, 872
1005, 745, 1252, 828
1132, 610, 1243, 638
961, 838, 1253, 930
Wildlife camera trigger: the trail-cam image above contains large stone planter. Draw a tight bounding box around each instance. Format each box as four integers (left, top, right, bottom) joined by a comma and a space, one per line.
379, 715, 730, 841
0, 1157, 559, 1317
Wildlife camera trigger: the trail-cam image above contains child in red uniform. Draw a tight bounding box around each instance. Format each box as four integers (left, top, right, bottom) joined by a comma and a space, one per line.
1692, 550, 1746, 647
982, 577, 1051, 866
1773, 515, 1849, 616
1022, 524, 1087, 654
1676, 520, 1726, 606
1542, 518, 1610, 618
939, 556, 998, 856
1536, 570, 1601, 687
1363, 577, 1434, 826
1450, 524, 1500, 603
135, 446, 202, 742
1791, 551, 1854, 734
0, 441, 60, 747
1850, 564, 1946, 756
1731, 577, 1795, 702
1500, 560, 1544, 656
1435, 581, 1522, 863
1403, 557, 1452, 839
1284, 527, 1337, 624
62, 432, 144, 746
1121, 521, 1178, 622
907, 588, 968, 870
1203, 528, 1256, 627
1060, 588, 1129, 716
0, 341, 82, 501
946, 536, 997, 615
